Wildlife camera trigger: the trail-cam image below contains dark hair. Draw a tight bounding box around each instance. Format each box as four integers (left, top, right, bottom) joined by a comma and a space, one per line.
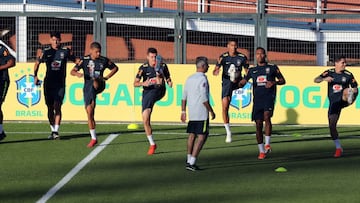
228, 39, 238, 45
147, 47, 158, 54
334, 55, 346, 63
256, 47, 266, 54
196, 56, 209, 68
50, 31, 61, 39
90, 42, 102, 50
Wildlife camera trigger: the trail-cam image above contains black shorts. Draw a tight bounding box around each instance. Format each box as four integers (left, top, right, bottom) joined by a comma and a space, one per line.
44, 85, 65, 106
187, 119, 209, 136
0, 80, 9, 103
142, 87, 166, 112
252, 98, 275, 121
222, 79, 238, 98
328, 100, 349, 116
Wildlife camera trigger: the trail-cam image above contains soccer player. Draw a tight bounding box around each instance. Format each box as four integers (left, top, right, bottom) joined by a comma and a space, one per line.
134, 47, 172, 155
314, 55, 358, 158
70, 42, 118, 148
0, 43, 16, 141
34, 31, 77, 140
181, 56, 215, 171
213, 39, 249, 143
239, 47, 285, 160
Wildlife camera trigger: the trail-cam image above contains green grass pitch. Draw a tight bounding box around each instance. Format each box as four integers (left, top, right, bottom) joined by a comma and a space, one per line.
1, 122, 360, 203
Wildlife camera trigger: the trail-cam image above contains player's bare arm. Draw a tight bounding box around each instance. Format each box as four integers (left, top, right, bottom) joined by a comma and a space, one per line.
238, 78, 247, 88
213, 65, 220, 76
134, 77, 150, 87
103, 63, 118, 80
314, 76, 333, 83
0, 56, 15, 70
33, 57, 41, 85
70, 67, 83, 78
203, 101, 215, 120
180, 99, 187, 123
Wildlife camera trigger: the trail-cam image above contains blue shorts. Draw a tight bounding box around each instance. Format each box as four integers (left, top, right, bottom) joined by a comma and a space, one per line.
328, 100, 349, 116
44, 85, 65, 106
0, 80, 9, 103
142, 87, 166, 112
222, 79, 238, 98
252, 97, 275, 121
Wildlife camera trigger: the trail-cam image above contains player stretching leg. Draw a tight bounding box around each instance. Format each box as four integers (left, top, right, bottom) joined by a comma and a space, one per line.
213, 39, 248, 143
134, 48, 172, 155
314, 55, 358, 158
71, 42, 118, 147
239, 47, 285, 160
34, 31, 78, 140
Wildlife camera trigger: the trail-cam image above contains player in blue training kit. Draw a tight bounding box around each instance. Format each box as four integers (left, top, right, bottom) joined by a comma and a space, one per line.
0, 43, 16, 141
213, 39, 248, 143
239, 47, 285, 160
134, 47, 172, 155
71, 42, 118, 148
314, 55, 358, 158
34, 31, 77, 140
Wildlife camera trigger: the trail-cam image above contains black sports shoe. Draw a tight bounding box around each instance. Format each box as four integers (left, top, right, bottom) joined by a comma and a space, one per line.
48, 132, 60, 140
0, 131, 6, 141
186, 164, 201, 171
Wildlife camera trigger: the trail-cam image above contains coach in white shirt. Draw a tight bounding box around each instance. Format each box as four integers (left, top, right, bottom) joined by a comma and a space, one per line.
181, 56, 216, 171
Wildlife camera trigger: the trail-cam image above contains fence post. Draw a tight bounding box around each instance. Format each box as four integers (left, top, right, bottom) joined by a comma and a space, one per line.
316, 0, 327, 66
255, 0, 268, 62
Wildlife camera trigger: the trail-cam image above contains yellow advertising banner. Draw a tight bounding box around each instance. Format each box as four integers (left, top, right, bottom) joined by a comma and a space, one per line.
3, 63, 360, 125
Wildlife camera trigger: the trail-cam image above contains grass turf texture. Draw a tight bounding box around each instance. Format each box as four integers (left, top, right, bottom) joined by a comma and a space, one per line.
1, 123, 360, 203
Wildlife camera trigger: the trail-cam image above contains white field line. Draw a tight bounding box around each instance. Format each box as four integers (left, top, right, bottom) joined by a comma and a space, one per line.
36, 134, 119, 203
8, 131, 334, 137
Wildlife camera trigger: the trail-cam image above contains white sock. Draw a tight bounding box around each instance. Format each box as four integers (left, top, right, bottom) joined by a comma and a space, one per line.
189, 156, 196, 165
224, 123, 231, 135
265, 136, 271, 145
90, 129, 97, 140
258, 143, 265, 153
54, 124, 60, 132
334, 139, 342, 149
147, 135, 155, 145
187, 154, 191, 163
0, 124, 3, 133
50, 125, 55, 132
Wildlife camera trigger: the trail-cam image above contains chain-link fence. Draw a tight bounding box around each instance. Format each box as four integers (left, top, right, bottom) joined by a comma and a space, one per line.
1, 0, 360, 65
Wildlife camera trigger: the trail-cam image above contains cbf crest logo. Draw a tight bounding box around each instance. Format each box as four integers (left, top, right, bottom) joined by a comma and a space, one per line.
230, 82, 252, 110
15, 74, 41, 108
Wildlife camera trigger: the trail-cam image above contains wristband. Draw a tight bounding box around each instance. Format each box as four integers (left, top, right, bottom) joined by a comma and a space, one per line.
181, 111, 186, 114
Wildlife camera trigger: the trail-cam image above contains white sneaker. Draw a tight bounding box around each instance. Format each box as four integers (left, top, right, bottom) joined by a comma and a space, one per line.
225, 134, 232, 143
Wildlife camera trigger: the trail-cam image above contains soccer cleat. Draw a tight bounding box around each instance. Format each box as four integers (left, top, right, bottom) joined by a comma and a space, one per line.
147, 144, 157, 155
258, 152, 266, 160
155, 55, 163, 75
334, 148, 343, 158
48, 132, 60, 140
0, 131, 6, 141
87, 139, 98, 148
53, 132, 60, 140
225, 134, 232, 143
265, 145, 272, 154
186, 164, 201, 171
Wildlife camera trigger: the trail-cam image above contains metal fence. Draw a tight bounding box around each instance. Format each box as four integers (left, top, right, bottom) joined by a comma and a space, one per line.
1, 0, 360, 65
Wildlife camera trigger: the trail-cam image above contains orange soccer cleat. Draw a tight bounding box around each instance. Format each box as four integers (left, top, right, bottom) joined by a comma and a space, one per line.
334, 148, 343, 158
258, 152, 266, 160
147, 144, 157, 155
87, 139, 98, 148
